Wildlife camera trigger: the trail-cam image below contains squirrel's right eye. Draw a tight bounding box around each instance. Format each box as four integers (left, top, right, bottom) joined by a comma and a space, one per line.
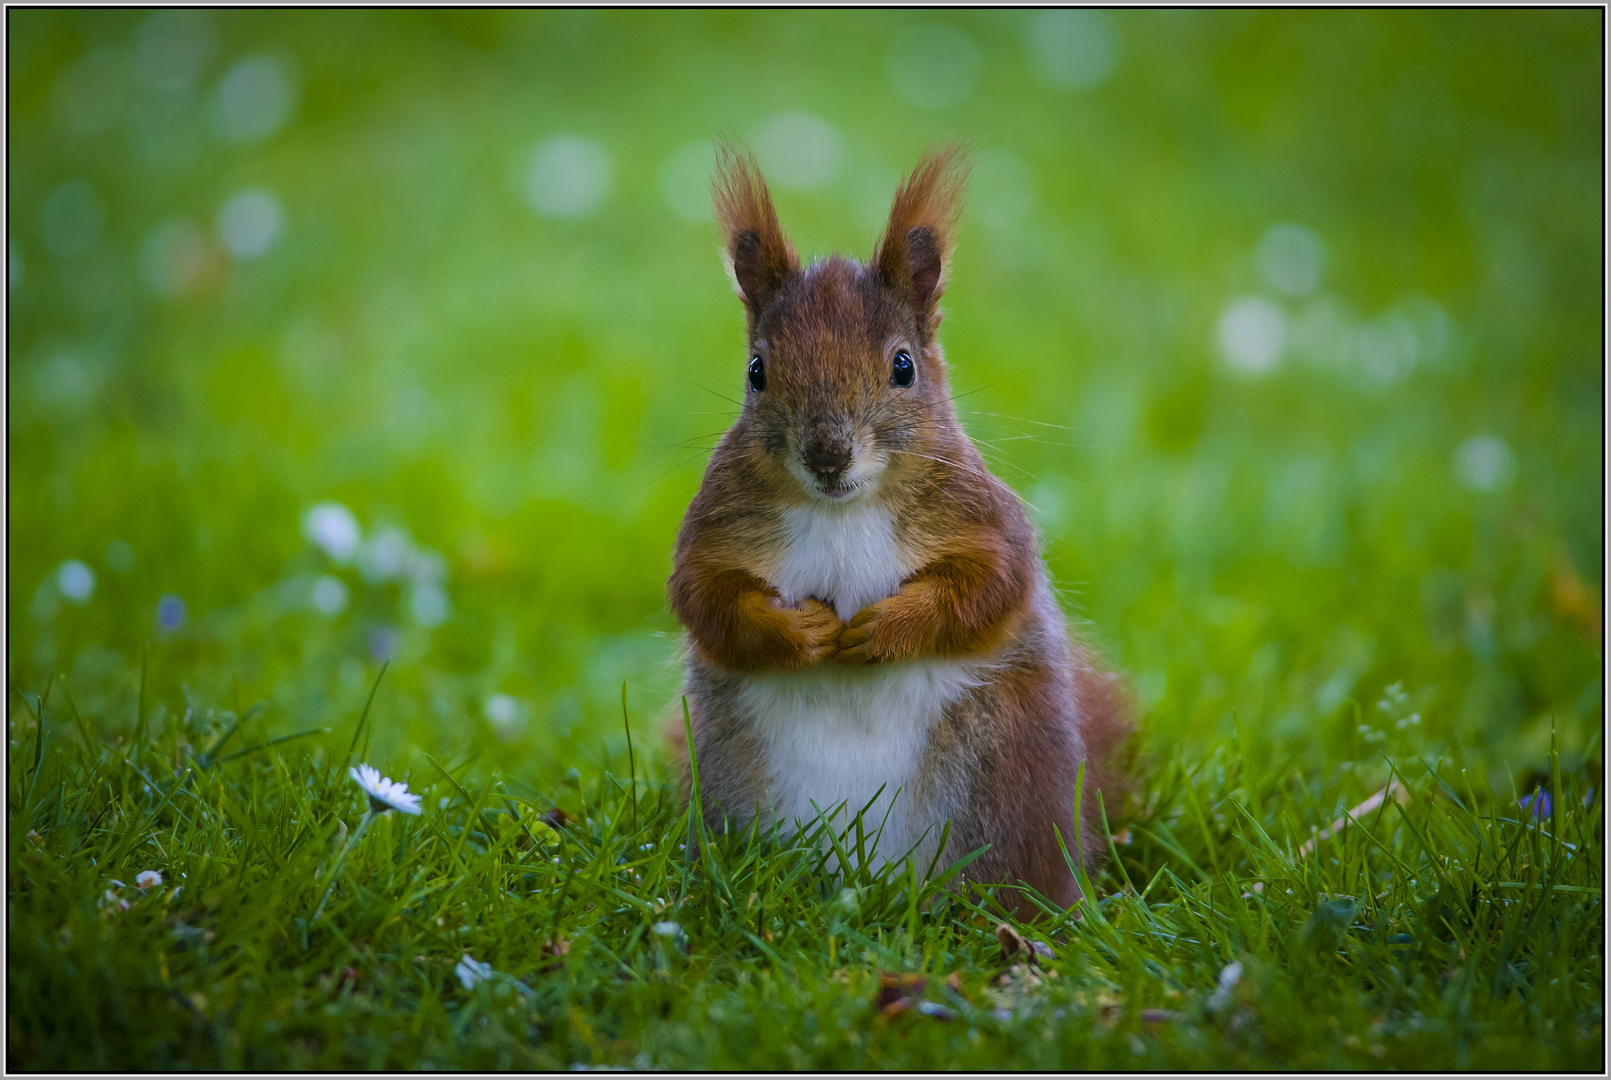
748, 356, 766, 392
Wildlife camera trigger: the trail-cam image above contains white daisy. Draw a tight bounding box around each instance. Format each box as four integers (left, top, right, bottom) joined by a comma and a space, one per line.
1207, 960, 1244, 1012
349, 763, 422, 816
455, 953, 532, 998
313, 765, 423, 927
303, 501, 361, 562
135, 869, 163, 889
456, 954, 493, 990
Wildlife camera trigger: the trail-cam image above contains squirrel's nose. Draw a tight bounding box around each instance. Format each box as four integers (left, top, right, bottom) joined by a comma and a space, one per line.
802, 437, 852, 480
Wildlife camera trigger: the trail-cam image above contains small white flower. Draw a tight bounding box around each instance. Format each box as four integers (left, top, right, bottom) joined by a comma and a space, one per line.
310, 574, 348, 615
456, 953, 531, 997
216, 187, 283, 260
99, 888, 130, 914
57, 559, 96, 603
349, 763, 422, 815
1454, 435, 1516, 492
483, 693, 525, 735
303, 501, 361, 562
357, 526, 411, 583
1207, 960, 1243, 1011
410, 583, 449, 628
456, 953, 493, 990
135, 869, 163, 889
652, 921, 682, 937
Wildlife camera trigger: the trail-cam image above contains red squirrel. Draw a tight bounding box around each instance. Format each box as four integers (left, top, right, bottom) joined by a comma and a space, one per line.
667, 144, 1131, 916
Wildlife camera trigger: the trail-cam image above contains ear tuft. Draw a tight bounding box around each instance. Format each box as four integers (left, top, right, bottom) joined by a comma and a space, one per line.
712, 141, 799, 322
874, 145, 969, 336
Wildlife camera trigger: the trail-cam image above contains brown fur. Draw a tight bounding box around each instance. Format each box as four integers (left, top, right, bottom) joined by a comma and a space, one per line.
667, 144, 1133, 919
713, 143, 800, 326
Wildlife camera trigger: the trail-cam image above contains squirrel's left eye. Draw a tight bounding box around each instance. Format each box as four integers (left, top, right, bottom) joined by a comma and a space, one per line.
748, 356, 766, 392
891, 350, 915, 388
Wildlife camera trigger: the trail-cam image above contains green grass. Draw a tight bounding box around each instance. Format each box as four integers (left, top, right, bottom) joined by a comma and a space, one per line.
6, 8, 1603, 1070
7, 673, 1603, 1070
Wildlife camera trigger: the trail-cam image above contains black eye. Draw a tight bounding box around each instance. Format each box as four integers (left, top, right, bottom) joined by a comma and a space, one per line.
891, 350, 915, 388
747, 356, 766, 392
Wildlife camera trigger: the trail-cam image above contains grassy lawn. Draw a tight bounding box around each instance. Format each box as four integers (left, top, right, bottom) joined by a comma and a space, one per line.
7, 9, 1602, 1070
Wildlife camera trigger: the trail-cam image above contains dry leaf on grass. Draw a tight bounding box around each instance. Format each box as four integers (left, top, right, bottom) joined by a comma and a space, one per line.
996, 923, 1055, 965
874, 972, 929, 1017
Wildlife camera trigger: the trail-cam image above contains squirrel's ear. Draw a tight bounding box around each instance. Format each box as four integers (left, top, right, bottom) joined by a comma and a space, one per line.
874, 145, 969, 336
712, 142, 799, 321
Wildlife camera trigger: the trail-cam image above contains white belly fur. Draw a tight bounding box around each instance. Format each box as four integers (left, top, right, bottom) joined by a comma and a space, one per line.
741, 499, 985, 868
735, 660, 988, 868
769, 501, 913, 622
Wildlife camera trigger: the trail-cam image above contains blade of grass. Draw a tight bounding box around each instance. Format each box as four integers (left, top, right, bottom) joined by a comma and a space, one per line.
25, 676, 55, 806
1549, 714, 1564, 864
134, 642, 149, 747
344, 661, 390, 768
210, 726, 331, 766
681, 696, 700, 905
622, 682, 637, 840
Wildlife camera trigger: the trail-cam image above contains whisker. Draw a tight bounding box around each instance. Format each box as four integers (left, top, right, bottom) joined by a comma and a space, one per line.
653, 358, 747, 410
965, 410, 1082, 433
967, 432, 1096, 451
887, 449, 992, 478
634, 428, 740, 448
628, 450, 720, 494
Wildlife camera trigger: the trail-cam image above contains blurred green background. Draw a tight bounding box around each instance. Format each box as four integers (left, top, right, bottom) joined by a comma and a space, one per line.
7, 10, 1602, 788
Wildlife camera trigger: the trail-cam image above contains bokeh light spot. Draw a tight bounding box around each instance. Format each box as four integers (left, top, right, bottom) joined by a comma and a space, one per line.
888, 24, 980, 109
1027, 10, 1121, 90
311, 574, 349, 615
32, 353, 105, 414
1257, 223, 1327, 296
216, 188, 284, 259
1216, 296, 1287, 375
483, 693, 527, 739
410, 583, 450, 628
138, 218, 211, 296
524, 135, 613, 220
753, 113, 841, 191
1356, 312, 1420, 388
134, 9, 216, 93
369, 625, 399, 661
303, 502, 362, 562
211, 55, 298, 143
56, 560, 96, 603
1454, 436, 1516, 492
359, 526, 412, 583
157, 594, 186, 631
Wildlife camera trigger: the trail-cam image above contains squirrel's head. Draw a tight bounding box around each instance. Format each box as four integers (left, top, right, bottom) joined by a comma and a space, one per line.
713, 144, 969, 505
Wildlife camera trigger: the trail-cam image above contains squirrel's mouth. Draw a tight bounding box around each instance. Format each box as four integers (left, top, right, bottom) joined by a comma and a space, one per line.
814, 477, 861, 500
790, 441, 877, 502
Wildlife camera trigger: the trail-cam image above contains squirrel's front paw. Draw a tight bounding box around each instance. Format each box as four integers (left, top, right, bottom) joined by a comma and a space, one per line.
836, 598, 901, 664
838, 585, 942, 663
785, 597, 843, 665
